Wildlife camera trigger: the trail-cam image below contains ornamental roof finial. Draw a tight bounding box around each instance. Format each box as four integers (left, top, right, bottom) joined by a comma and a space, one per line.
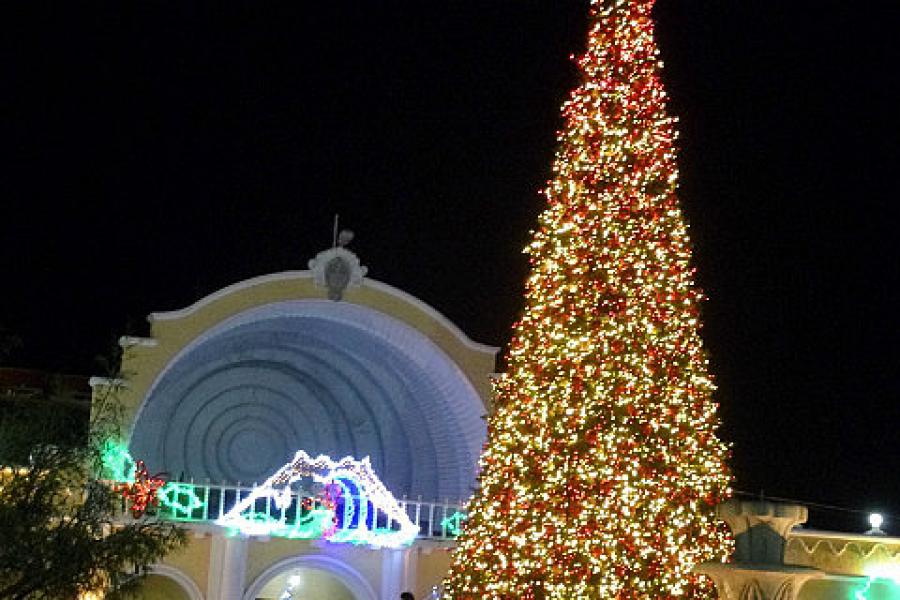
308, 214, 367, 301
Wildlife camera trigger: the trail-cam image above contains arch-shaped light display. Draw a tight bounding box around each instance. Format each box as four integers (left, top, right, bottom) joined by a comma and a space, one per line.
217, 450, 419, 548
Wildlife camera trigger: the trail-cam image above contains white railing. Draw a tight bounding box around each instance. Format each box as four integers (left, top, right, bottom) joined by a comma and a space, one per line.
151, 479, 467, 542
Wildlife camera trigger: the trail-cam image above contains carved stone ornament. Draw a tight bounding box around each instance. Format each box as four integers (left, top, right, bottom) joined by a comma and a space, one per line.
697, 563, 822, 600
308, 247, 368, 301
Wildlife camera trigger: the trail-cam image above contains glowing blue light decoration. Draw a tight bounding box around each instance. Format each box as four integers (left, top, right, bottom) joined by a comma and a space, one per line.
216, 450, 419, 548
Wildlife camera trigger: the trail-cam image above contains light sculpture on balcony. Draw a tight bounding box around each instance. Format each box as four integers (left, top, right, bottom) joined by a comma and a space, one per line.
216, 450, 419, 548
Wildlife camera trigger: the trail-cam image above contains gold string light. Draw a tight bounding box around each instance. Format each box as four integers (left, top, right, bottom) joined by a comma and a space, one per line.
443, 1, 731, 597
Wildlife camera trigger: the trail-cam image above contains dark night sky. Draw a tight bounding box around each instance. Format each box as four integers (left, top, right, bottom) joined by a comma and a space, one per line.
2, 2, 898, 531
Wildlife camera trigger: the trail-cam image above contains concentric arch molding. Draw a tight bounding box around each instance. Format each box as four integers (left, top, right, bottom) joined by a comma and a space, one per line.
99, 272, 498, 503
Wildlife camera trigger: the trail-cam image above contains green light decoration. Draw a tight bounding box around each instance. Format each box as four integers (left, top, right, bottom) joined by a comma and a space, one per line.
440, 511, 467, 536
158, 482, 205, 518
100, 440, 135, 483
284, 508, 335, 539
854, 578, 900, 600
855, 578, 873, 600
853, 565, 900, 600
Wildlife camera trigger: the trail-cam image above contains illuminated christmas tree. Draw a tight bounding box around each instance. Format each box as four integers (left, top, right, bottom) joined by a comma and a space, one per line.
444, 1, 731, 598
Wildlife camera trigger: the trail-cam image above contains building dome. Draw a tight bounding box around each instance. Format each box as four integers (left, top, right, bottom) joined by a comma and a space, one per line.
108, 262, 497, 503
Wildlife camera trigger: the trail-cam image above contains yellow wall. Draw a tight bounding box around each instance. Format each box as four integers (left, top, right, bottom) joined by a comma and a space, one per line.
244, 537, 384, 590
797, 577, 900, 599
786, 532, 900, 579
136, 533, 460, 600
137, 575, 192, 600
413, 546, 454, 599
156, 535, 210, 598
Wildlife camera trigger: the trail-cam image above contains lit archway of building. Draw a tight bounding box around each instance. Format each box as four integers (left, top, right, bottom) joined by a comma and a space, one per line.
243, 555, 377, 600
129, 299, 487, 502
141, 564, 204, 600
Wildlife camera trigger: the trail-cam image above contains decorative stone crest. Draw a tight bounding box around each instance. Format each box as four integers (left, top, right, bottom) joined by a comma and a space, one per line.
308, 246, 367, 301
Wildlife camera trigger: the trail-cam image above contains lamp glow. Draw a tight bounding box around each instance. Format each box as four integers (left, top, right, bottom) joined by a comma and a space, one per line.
870, 513, 884, 530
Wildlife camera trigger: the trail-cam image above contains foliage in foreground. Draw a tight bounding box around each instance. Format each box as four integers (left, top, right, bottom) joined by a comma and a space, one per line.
0, 351, 186, 599
0, 447, 186, 599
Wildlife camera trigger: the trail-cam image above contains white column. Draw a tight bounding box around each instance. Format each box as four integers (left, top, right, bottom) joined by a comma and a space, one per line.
208, 534, 249, 600
403, 546, 418, 597
381, 548, 414, 599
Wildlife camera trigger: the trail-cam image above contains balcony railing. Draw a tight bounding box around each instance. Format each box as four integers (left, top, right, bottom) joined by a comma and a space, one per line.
151, 480, 467, 542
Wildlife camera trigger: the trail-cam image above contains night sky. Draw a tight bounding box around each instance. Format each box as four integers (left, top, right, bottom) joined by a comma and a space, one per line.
3, 2, 897, 531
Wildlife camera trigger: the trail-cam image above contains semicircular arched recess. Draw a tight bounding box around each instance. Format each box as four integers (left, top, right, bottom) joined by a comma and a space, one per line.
129, 300, 487, 502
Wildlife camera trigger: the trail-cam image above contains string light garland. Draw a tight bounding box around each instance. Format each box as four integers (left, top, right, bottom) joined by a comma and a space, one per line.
443, 0, 731, 597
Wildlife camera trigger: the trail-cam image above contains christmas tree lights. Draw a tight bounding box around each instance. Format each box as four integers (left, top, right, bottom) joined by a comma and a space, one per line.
443, 0, 731, 597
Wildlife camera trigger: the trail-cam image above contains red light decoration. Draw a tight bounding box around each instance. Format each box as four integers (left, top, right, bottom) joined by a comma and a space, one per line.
115, 460, 165, 518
